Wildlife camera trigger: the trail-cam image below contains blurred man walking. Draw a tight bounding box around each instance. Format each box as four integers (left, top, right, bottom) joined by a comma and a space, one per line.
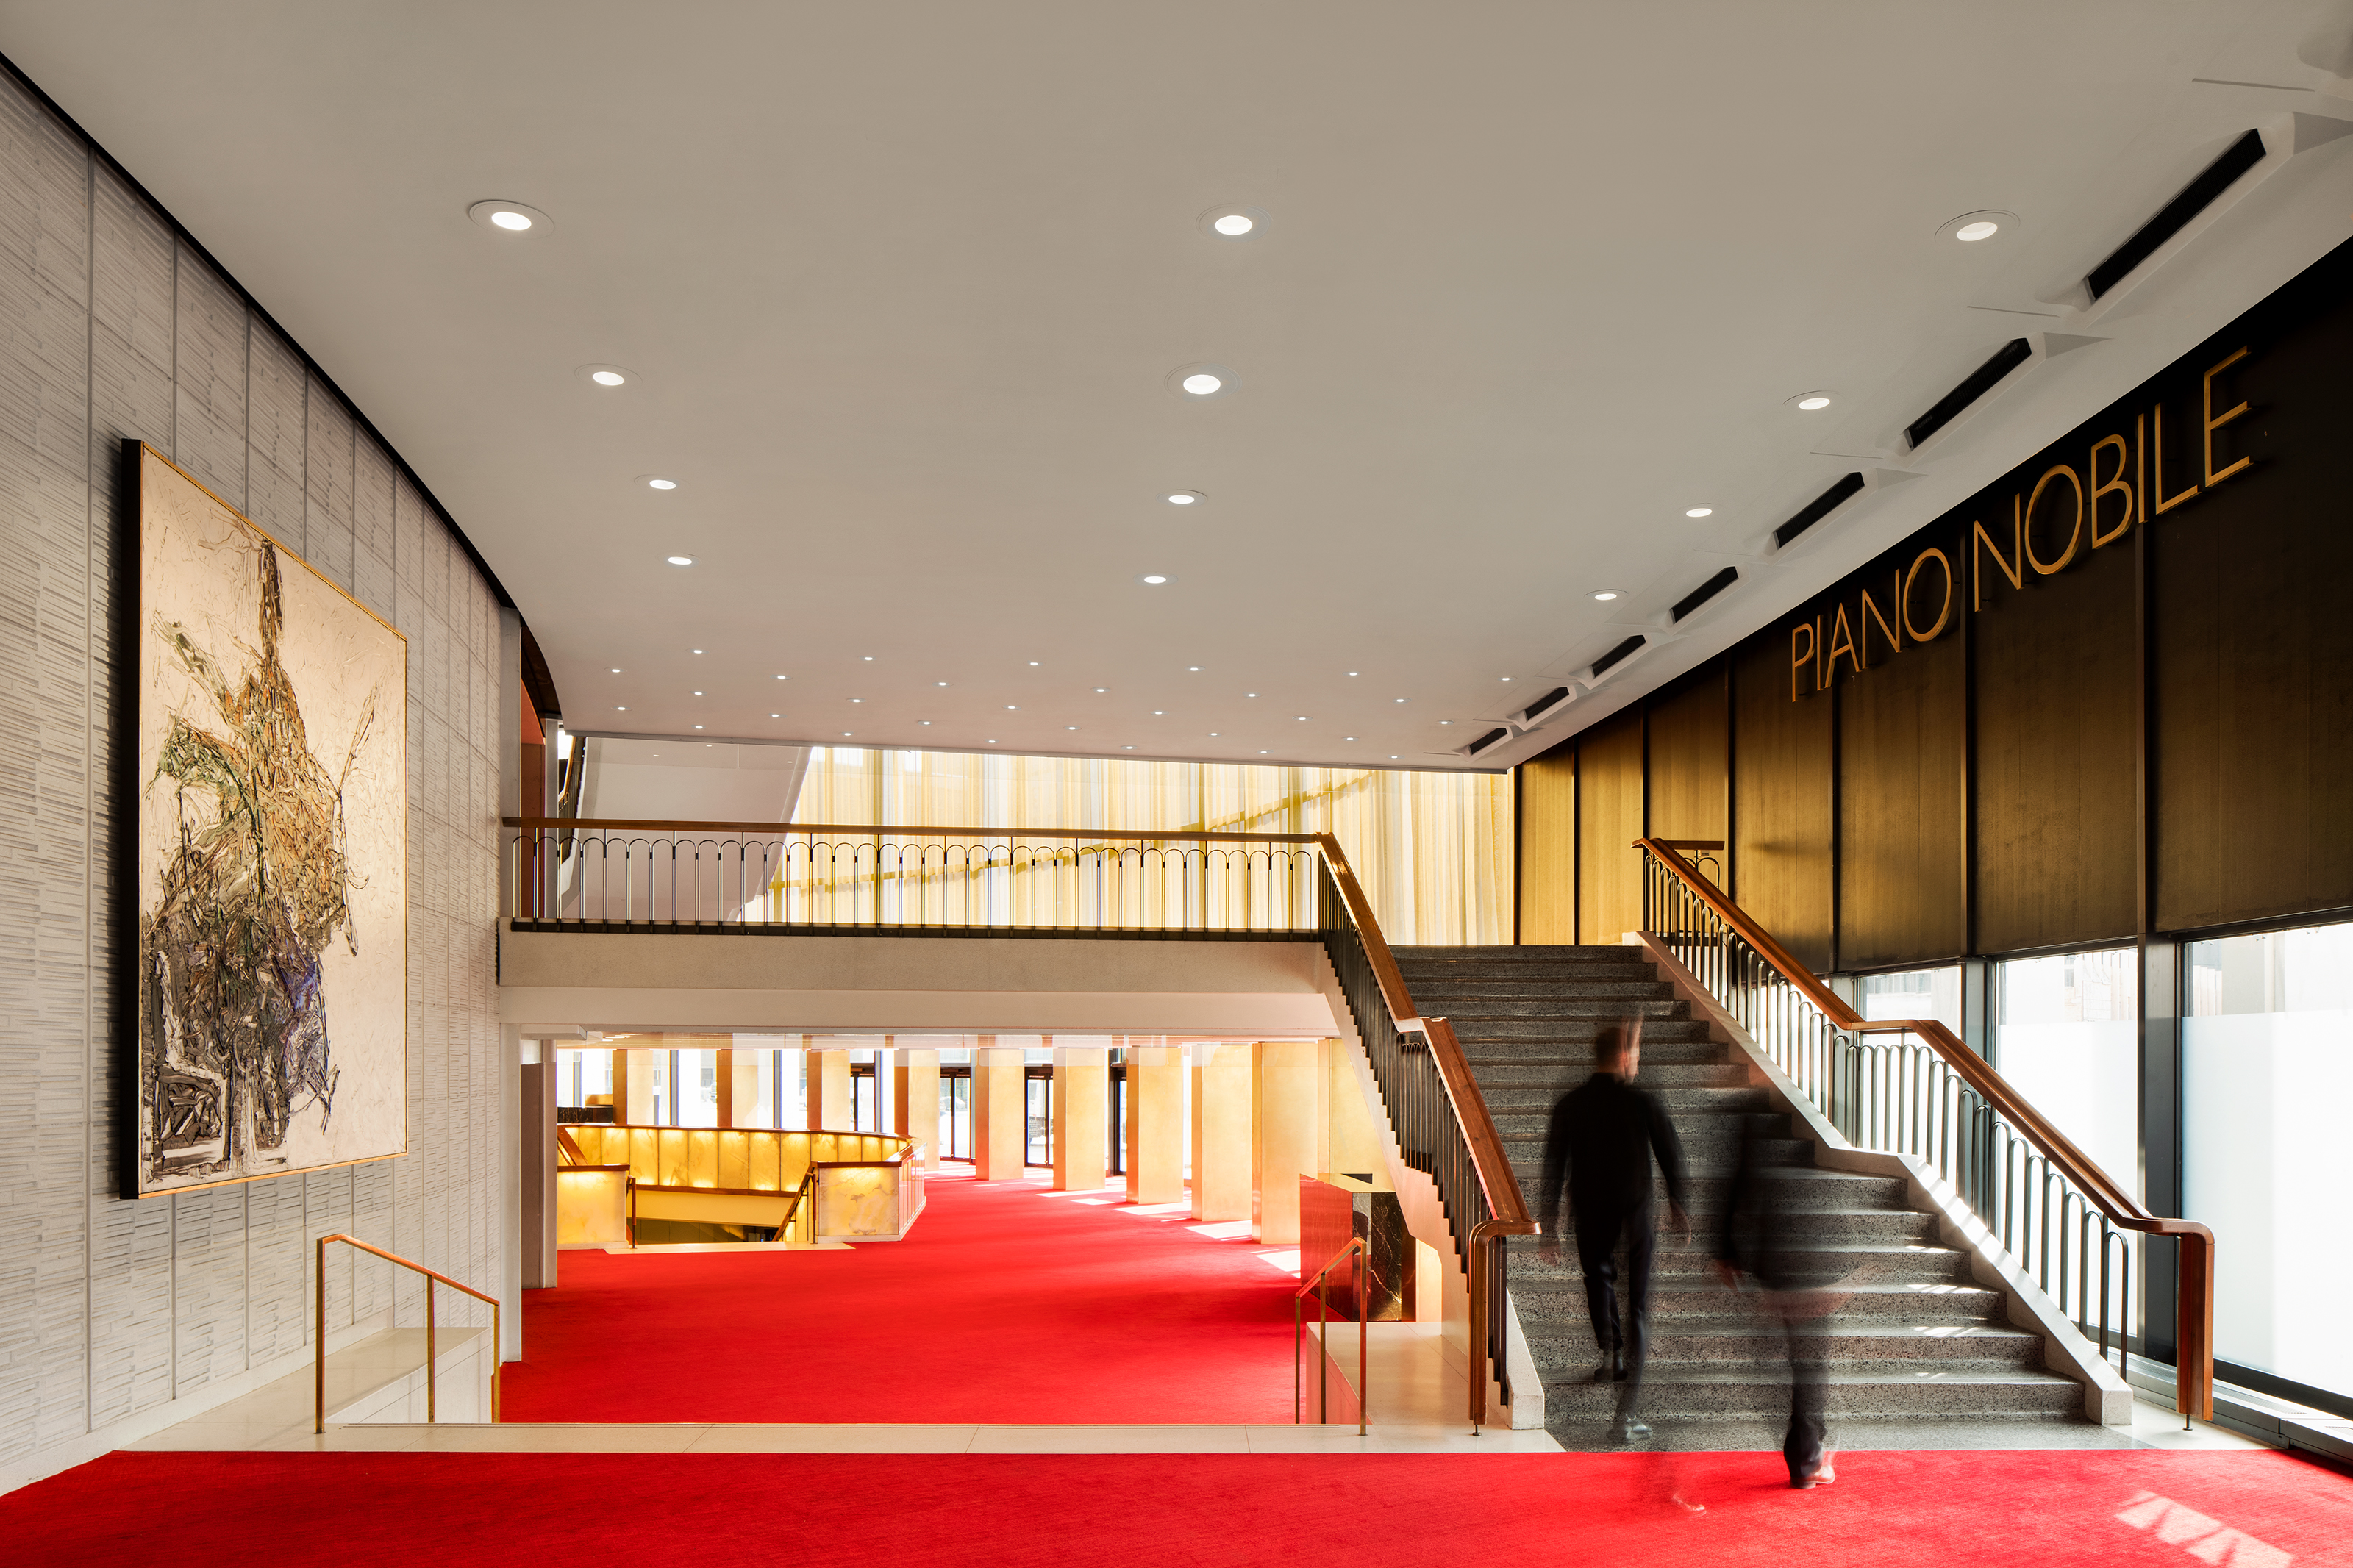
1538, 1021, 1689, 1442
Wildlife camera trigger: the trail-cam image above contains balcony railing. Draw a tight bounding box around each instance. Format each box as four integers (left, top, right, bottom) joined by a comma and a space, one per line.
504, 816, 1534, 1430
1638, 837, 2215, 1419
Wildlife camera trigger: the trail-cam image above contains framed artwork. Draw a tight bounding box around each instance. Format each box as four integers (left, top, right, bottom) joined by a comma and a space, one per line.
126, 442, 407, 1197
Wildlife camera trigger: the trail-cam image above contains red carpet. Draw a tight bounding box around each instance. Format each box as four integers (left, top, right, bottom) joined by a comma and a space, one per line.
502, 1175, 1303, 1422
7, 1450, 2348, 1567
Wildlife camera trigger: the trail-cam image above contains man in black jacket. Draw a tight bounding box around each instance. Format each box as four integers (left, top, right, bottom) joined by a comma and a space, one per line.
1538, 1020, 1689, 1441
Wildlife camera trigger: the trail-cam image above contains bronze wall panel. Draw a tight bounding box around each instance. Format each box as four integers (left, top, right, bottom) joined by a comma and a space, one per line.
1836, 584, 1966, 969
1973, 495, 2138, 953
1516, 744, 1577, 944
1730, 634, 1832, 971
1576, 706, 1646, 946
2152, 281, 2353, 929
1646, 663, 1729, 876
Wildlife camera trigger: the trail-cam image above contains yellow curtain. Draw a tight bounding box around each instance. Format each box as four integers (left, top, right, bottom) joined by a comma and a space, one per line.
779, 747, 1512, 945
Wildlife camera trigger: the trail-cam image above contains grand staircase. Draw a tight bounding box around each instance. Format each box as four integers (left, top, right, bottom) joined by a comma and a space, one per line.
1392, 945, 2088, 1441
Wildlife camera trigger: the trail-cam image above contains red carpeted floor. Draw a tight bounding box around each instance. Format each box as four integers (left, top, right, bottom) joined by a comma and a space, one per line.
501, 1174, 1303, 1423
8, 1450, 2349, 1567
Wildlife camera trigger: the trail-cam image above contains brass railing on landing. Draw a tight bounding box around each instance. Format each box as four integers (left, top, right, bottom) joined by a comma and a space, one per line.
1635, 837, 2216, 1420
501, 818, 1534, 1431
1295, 1236, 1370, 1435
313, 1235, 501, 1432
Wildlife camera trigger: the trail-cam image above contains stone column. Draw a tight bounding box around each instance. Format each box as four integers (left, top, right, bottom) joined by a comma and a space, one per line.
613, 1048, 653, 1125
971, 1044, 1027, 1180
1051, 1046, 1109, 1190
1190, 1042, 1253, 1221
1125, 1045, 1185, 1203
807, 1048, 851, 1131
715, 1048, 765, 1128
894, 1048, 941, 1168
1252, 1039, 1321, 1244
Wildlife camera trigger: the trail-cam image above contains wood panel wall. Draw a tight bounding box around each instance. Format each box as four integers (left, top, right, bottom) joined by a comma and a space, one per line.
1575, 706, 1646, 945
1516, 750, 1577, 944
1514, 235, 2353, 970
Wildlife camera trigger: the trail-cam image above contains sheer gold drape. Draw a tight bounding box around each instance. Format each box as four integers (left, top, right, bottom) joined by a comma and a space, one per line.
777, 748, 1512, 944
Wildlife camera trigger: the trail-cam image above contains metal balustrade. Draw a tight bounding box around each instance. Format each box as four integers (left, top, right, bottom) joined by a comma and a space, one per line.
1638, 838, 2214, 1417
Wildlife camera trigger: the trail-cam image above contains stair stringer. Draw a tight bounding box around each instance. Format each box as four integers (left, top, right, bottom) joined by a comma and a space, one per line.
1633, 935, 2134, 1426
1309, 945, 1545, 1430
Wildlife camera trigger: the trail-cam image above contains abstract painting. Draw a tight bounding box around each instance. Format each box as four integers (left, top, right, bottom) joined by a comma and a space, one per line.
129, 443, 407, 1196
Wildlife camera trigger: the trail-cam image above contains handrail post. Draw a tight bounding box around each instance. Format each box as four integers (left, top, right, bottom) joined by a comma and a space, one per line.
314, 1234, 327, 1433
425, 1275, 435, 1424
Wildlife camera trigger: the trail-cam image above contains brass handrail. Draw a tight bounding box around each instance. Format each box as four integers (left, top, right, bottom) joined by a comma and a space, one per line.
1635, 837, 2216, 1419
507, 818, 1530, 1431
313, 1234, 501, 1433
1294, 1236, 1371, 1435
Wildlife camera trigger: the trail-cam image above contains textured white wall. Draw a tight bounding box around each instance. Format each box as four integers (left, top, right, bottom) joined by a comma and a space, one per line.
0, 69, 507, 1482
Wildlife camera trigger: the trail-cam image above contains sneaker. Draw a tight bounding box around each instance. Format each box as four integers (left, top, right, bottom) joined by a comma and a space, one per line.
1589, 1353, 1621, 1383
1609, 1416, 1652, 1443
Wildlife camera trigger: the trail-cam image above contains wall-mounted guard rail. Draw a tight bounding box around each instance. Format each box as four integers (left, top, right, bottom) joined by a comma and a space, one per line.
314, 1234, 501, 1432
502, 817, 1535, 1431
1636, 837, 2215, 1419
1296, 1236, 1370, 1433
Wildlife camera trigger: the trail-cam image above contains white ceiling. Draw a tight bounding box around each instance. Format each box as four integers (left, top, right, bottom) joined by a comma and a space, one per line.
7, 1, 2352, 770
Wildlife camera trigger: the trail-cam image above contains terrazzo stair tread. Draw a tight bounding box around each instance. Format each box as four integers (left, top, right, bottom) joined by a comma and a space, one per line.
1440, 1004, 1693, 1029
1527, 1331, 2043, 1370
1479, 1086, 1765, 1111
1410, 988, 1679, 1009
1515, 1286, 2012, 1325
1505, 1245, 1978, 1287
1461, 1046, 1727, 1070
1538, 1372, 2085, 1420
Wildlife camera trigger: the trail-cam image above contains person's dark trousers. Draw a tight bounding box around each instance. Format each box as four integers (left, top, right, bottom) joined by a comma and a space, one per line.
1776, 1297, 1830, 1479
1575, 1206, 1656, 1416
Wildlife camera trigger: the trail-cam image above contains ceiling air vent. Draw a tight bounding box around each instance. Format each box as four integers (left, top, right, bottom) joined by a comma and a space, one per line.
1904, 338, 2033, 451
1773, 472, 1865, 549
2086, 129, 2265, 301
1669, 566, 1739, 624
1465, 726, 1512, 756
1588, 634, 1647, 679
1519, 685, 1572, 723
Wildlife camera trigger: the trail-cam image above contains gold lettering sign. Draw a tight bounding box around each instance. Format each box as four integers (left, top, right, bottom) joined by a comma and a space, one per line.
1788, 347, 2257, 700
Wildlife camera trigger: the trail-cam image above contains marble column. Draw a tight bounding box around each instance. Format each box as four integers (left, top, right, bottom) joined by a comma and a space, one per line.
971, 1044, 1027, 1180
715, 1048, 765, 1128
613, 1048, 653, 1125
893, 1048, 941, 1168
1252, 1039, 1321, 1244
1051, 1046, 1109, 1190
1125, 1045, 1185, 1204
1190, 1042, 1253, 1221
807, 1048, 851, 1131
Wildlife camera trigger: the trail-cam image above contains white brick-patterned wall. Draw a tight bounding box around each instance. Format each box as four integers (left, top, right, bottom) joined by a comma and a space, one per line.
0, 68, 507, 1481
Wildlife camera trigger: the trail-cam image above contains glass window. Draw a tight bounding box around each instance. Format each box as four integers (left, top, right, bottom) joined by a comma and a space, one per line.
1860, 967, 1962, 1035
2185, 923, 2353, 1404
1994, 948, 2139, 1207
673, 1049, 719, 1128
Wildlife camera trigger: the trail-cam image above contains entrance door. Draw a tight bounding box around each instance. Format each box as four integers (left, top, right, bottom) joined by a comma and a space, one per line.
1024, 1064, 1053, 1168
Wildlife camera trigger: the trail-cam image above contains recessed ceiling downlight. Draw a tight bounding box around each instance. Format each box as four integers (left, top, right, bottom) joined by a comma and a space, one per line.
1788, 392, 1835, 412
667, 555, 695, 566
1199, 205, 1270, 240
1685, 506, 1713, 518
1590, 589, 1624, 602
578, 364, 635, 389
468, 199, 551, 233
1166, 490, 1205, 506
638, 475, 678, 490
1139, 573, 1172, 585
1938, 209, 2018, 245
1168, 364, 1234, 399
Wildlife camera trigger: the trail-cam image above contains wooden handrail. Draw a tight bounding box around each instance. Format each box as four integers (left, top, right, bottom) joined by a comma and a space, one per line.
1315, 833, 1535, 1432
1635, 837, 2215, 1418
315, 1234, 500, 1433
504, 816, 1321, 843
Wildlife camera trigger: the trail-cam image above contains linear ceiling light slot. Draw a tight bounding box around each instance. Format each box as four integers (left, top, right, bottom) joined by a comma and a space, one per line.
1669, 567, 1740, 624
1465, 726, 1512, 756
1773, 472, 1865, 550
1904, 338, 2033, 451
1519, 686, 1573, 723
2085, 129, 2265, 301
1588, 634, 1648, 679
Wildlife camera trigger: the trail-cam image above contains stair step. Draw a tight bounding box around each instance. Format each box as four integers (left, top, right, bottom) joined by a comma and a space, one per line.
1536, 1368, 2083, 1420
